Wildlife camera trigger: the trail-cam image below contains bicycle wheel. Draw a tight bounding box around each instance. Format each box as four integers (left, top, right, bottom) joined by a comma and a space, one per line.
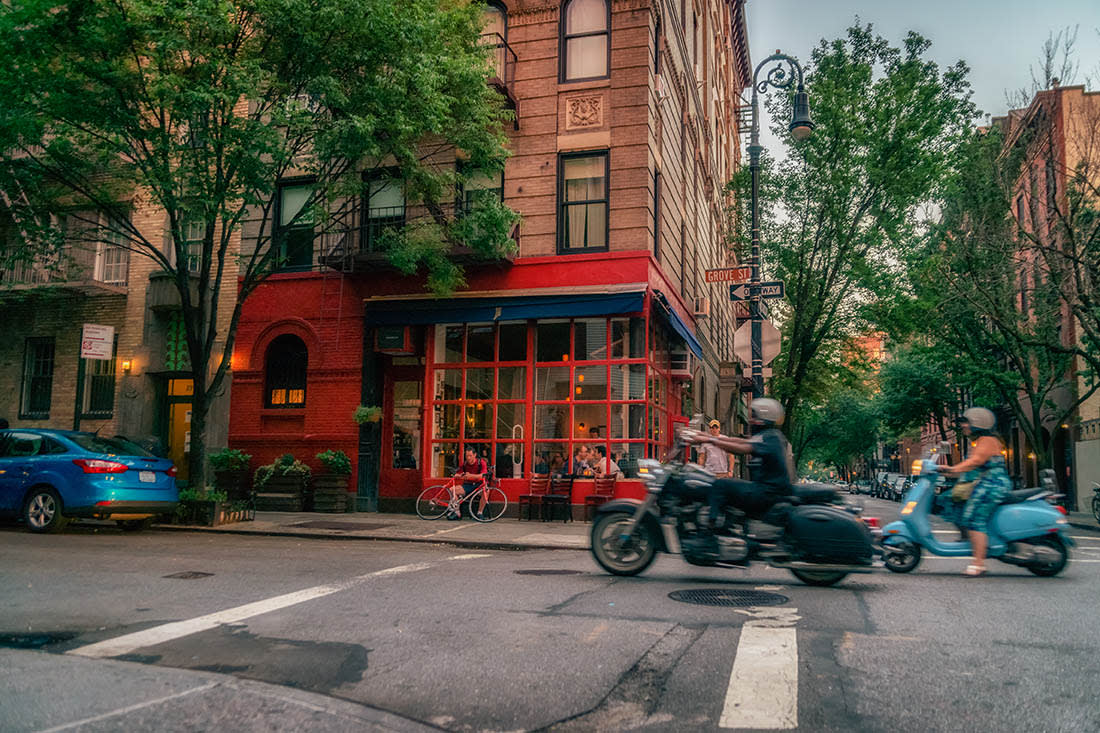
471, 487, 508, 522
416, 485, 453, 519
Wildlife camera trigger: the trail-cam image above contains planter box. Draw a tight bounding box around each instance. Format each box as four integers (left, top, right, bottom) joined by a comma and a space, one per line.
213, 469, 251, 501
312, 474, 350, 513
176, 500, 255, 526
255, 475, 310, 512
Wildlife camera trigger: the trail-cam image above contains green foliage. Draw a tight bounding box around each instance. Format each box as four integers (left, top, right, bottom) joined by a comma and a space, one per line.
316, 449, 352, 475
177, 487, 229, 504
353, 405, 382, 424
208, 448, 252, 472
254, 453, 312, 489
798, 388, 880, 475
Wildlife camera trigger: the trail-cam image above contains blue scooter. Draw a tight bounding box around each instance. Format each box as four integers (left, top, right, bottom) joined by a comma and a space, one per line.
881, 460, 1073, 576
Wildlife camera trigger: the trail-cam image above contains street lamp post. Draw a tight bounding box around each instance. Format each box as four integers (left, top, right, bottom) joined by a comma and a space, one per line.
747, 51, 813, 397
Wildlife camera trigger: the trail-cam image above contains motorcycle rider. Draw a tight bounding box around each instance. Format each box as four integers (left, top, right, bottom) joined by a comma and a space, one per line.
684, 397, 796, 541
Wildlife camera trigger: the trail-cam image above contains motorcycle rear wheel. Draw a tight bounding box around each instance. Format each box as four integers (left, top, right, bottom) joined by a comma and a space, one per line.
590, 512, 658, 576
789, 568, 849, 587
883, 542, 922, 573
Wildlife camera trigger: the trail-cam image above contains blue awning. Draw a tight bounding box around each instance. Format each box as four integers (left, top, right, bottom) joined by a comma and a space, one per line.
652, 291, 704, 360
366, 290, 645, 326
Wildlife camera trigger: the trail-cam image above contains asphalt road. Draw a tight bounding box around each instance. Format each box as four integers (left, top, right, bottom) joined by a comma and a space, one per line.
2, 499, 1098, 732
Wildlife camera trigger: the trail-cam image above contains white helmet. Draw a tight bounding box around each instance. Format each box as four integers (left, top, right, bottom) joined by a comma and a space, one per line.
749, 397, 785, 427
962, 406, 996, 432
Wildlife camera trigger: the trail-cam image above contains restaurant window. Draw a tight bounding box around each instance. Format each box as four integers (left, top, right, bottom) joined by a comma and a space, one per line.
275, 182, 314, 270
20, 337, 54, 419
558, 151, 608, 253
561, 0, 609, 82
364, 174, 405, 252
264, 334, 307, 408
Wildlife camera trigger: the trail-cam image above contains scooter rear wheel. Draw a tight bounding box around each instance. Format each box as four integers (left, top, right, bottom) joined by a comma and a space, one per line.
1025, 536, 1069, 577
883, 542, 922, 573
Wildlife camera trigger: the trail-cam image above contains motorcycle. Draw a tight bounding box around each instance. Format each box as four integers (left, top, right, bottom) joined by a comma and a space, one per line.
881, 461, 1073, 576
589, 423, 878, 587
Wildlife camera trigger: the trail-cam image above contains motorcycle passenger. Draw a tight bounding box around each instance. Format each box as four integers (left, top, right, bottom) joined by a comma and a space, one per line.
686, 397, 796, 536
939, 406, 1012, 576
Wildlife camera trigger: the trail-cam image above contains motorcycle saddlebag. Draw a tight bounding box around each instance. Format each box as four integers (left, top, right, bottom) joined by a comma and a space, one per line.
786, 505, 874, 564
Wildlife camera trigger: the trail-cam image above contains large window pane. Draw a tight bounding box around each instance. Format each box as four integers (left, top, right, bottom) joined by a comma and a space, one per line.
611, 317, 646, 358
535, 405, 568, 439
432, 443, 460, 477
497, 403, 526, 441
497, 367, 526, 399
466, 367, 494, 401
574, 318, 607, 361
565, 35, 607, 80
533, 443, 568, 475
465, 403, 492, 439
536, 320, 571, 362
435, 368, 462, 401
496, 443, 524, 479
610, 364, 646, 400
435, 324, 464, 363
536, 366, 570, 401
498, 322, 527, 361
610, 404, 647, 439
564, 0, 606, 34
574, 403, 605, 438
466, 324, 495, 362
434, 404, 461, 439
574, 364, 607, 401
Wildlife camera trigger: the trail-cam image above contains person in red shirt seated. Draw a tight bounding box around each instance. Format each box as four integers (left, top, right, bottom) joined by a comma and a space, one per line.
450, 445, 488, 520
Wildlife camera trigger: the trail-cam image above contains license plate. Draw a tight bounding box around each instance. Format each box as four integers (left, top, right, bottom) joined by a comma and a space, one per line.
139, 471, 156, 483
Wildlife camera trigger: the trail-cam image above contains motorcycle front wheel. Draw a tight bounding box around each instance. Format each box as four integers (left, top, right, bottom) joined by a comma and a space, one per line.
590, 511, 658, 576
789, 568, 849, 587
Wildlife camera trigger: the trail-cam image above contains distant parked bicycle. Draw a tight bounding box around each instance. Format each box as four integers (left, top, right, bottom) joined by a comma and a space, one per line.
1091, 481, 1100, 523
416, 467, 508, 522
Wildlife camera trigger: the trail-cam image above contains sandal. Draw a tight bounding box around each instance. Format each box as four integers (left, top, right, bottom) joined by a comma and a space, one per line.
964, 564, 986, 576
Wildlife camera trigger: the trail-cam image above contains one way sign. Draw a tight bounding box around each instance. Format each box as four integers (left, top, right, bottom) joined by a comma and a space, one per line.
728, 280, 785, 301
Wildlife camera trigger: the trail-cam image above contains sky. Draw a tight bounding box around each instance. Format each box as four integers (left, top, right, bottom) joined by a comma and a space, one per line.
745, 0, 1100, 149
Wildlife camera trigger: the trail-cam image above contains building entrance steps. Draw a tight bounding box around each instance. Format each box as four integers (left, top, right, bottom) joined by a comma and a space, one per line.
155, 511, 592, 551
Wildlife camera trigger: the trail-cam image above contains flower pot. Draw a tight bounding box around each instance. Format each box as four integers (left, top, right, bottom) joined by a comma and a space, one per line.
175, 500, 253, 526
312, 474, 350, 513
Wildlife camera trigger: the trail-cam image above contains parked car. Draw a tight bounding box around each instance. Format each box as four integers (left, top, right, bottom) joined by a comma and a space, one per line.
0, 429, 178, 533
890, 475, 910, 502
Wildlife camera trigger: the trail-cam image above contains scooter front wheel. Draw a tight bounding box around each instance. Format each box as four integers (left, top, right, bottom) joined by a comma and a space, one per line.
883, 541, 922, 573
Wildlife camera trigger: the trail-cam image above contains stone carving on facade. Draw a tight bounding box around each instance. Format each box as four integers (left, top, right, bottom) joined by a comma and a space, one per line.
565, 95, 604, 130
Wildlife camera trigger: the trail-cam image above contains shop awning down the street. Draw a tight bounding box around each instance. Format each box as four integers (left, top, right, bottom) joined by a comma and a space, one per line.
364, 289, 646, 325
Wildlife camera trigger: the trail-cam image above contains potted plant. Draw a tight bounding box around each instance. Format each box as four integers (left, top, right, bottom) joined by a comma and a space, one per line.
209, 448, 253, 501
253, 454, 312, 512
313, 449, 352, 513
354, 405, 382, 424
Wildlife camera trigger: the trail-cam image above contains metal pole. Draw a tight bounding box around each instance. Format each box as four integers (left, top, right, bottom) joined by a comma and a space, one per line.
749, 89, 763, 398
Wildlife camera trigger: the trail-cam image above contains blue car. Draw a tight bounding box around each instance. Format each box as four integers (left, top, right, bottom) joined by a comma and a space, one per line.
0, 429, 178, 533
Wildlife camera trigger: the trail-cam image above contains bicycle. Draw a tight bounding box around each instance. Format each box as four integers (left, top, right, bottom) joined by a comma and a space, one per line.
1091, 481, 1100, 524
416, 467, 508, 521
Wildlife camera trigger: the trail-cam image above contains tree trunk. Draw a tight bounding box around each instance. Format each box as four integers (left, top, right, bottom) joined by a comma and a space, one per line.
188, 381, 209, 488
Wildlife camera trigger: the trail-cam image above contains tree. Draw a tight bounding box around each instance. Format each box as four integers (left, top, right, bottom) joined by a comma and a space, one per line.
0, 0, 518, 482
727, 24, 976, 442
797, 388, 879, 481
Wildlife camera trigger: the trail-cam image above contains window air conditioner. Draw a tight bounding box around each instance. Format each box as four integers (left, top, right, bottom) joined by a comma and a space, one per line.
669, 348, 693, 380
693, 295, 710, 318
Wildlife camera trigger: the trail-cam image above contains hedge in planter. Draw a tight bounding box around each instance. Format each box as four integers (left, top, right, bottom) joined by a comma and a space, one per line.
254, 454, 312, 512
175, 488, 255, 526
313, 449, 352, 513
209, 448, 253, 501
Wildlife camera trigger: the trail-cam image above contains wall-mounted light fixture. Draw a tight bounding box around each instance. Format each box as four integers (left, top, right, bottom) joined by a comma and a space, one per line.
121, 359, 133, 374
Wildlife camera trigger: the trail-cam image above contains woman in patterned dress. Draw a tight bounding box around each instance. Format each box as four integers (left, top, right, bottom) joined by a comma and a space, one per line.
940, 407, 1012, 576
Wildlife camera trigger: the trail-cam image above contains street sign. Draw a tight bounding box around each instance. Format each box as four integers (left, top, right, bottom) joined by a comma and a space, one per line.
729, 280, 785, 301
80, 324, 114, 360
733, 319, 781, 366
705, 266, 753, 283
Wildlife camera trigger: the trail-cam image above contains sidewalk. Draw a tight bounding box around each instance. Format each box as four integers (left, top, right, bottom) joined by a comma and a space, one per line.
155, 510, 593, 551
1067, 510, 1100, 533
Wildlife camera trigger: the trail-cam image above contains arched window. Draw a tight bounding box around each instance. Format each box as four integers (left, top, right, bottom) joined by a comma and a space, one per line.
265, 334, 308, 408
561, 0, 609, 82
483, 2, 508, 80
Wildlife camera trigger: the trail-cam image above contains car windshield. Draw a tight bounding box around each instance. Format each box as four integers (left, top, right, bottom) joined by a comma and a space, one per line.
68, 433, 154, 457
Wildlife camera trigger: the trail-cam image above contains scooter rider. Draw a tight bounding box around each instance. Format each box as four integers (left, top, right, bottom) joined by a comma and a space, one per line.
684, 397, 796, 532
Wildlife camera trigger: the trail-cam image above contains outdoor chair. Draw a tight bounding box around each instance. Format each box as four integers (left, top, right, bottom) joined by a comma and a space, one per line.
584, 475, 617, 521
518, 475, 550, 521
544, 475, 573, 522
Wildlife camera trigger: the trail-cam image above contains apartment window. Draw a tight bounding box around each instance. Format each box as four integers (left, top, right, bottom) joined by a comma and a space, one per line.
1045, 157, 1057, 213
364, 175, 405, 252
82, 339, 117, 418
558, 151, 608, 252
182, 220, 203, 273
1015, 195, 1027, 231
482, 2, 508, 80
653, 18, 661, 76
275, 182, 314, 270
561, 0, 609, 82
460, 165, 504, 213
20, 337, 54, 419
96, 229, 130, 285
264, 334, 307, 408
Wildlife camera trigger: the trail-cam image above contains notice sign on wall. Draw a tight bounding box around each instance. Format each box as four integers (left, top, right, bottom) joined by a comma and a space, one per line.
81, 323, 115, 360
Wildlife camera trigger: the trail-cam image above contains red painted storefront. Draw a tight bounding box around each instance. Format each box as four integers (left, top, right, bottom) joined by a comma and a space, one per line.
230, 250, 703, 513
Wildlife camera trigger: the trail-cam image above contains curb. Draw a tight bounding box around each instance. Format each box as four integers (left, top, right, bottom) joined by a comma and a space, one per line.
151, 523, 589, 552
1068, 521, 1100, 533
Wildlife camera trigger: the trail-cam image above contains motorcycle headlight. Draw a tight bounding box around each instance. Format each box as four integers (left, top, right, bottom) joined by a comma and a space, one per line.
636, 459, 666, 483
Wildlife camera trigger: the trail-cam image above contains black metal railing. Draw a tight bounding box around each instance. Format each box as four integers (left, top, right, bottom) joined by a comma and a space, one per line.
480, 32, 516, 95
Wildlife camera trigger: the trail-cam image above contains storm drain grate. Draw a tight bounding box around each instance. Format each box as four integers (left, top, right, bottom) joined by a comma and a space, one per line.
668, 589, 789, 607
163, 571, 214, 580
514, 569, 584, 576
288, 521, 394, 531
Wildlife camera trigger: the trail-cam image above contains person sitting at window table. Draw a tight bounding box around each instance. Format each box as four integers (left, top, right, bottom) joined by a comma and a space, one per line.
592, 445, 620, 477
588, 426, 601, 439
569, 445, 594, 477
533, 451, 550, 475
549, 452, 565, 476
450, 445, 488, 521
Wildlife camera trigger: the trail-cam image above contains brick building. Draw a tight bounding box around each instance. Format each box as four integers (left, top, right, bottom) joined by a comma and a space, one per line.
0, 207, 237, 485
229, 0, 753, 513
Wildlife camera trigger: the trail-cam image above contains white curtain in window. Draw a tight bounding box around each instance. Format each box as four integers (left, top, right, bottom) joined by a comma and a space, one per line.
565, 0, 605, 34
368, 179, 404, 215
564, 0, 607, 79
564, 156, 606, 248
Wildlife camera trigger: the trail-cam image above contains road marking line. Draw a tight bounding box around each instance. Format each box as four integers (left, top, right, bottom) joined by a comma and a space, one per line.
426, 524, 472, 537
68, 560, 440, 659
449, 553, 492, 560
36, 682, 217, 732
720, 623, 798, 729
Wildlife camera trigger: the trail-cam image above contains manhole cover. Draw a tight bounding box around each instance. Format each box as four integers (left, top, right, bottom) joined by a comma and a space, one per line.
163, 571, 214, 580
0, 632, 77, 649
668, 589, 789, 607
514, 569, 584, 576
288, 521, 393, 531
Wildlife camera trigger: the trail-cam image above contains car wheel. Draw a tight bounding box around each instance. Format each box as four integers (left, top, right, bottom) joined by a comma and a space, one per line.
24, 487, 68, 533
